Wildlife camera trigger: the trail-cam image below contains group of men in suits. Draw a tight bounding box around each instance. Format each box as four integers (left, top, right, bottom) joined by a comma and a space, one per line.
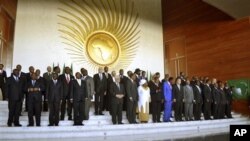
167, 73, 233, 122
2, 64, 233, 127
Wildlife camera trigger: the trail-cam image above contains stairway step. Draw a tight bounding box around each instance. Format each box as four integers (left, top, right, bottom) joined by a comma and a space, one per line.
0, 119, 249, 139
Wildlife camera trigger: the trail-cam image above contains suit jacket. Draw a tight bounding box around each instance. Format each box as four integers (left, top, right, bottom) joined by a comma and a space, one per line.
26, 79, 44, 102
110, 82, 125, 104
37, 76, 46, 94
219, 88, 227, 105
43, 72, 52, 81
148, 80, 162, 102
172, 84, 184, 102
25, 73, 33, 83
6, 76, 24, 101
43, 72, 52, 91
203, 84, 212, 103
183, 85, 194, 103
224, 87, 232, 104
93, 73, 107, 94
0, 70, 7, 87
47, 79, 63, 102
193, 85, 203, 104
126, 79, 138, 101
59, 74, 74, 99
83, 76, 95, 99
70, 79, 86, 102
212, 87, 220, 104
163, 81, 172, 102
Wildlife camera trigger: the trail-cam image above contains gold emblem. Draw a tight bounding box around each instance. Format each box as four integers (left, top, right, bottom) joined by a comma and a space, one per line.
86, 32, 120, 66
58, 0, 140, 71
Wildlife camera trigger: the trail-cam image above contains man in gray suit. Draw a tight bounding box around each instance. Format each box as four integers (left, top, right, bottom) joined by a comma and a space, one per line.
183, 79, 194, 121
81, 68, 95, 120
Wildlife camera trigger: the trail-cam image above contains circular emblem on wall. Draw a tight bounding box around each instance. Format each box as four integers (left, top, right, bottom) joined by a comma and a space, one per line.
58, 0, 140, 71
86, 31, 120, 66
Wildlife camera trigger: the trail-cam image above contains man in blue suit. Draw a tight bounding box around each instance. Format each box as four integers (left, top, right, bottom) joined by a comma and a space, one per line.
163, 77, 173, 122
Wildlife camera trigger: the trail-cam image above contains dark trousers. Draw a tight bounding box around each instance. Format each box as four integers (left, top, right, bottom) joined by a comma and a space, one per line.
127, 100, 137, 123
42, 94, 48, 111
28, 96, 42, 126
73, 101, 84, 125
151, 100, 161, 122
219, 103, 226, 119
213, 103, 220, 119
204, 102, 211, 120
111, 100, 123, 124
174, 101, 183, 121
103, 93, 111, 111
95, 93, 104, 114
0, 86, 6, 100
60, 98, 72, 120
83, 99, 92, 120
49, 101, 60, 125
8, 100, 21, 125
193, 103, 202, 120
225, 103, 232, 118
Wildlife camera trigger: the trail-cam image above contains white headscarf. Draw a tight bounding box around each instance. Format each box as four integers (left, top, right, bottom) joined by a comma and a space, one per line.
140, 79, 147, 86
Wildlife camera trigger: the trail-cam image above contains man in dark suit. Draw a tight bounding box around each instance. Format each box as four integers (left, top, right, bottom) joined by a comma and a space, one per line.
6, 69, 24, 126
224, 82, 233, 118
36, 69, 46, 111
172, 77, 184, 121
43, 66, 52, 111
0, 64, 7, 100
81, 68, 94, 120
110, 75, 125, 124
93, 67, 107, 115
126, 73, 138, 124
25, 66, 35, 112
103, 66, 112, 112
134, 68, 141, 87
203, 79, 212, 120
16, 64, 27, 115
70, 72, 86, 126
192, 80, 203, 120
212, 83, 220, 119
46, 73, 63, 126
59, 67, 74, 120
148, 73, 163, 123
26, 73, 44, 126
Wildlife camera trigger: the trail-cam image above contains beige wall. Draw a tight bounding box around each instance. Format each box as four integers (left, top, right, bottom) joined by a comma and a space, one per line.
13, 0, 163, 76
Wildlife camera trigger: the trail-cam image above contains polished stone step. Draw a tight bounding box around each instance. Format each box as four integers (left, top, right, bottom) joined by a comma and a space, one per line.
0, 118, 249, 139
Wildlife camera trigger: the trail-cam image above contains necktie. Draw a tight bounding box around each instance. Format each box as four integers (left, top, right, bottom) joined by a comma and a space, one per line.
117, 83, 120, 90
99, 73, 102, 80
66, 75, 70, 83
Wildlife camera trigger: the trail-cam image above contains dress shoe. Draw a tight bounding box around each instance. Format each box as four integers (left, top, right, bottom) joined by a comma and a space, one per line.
133, 121, 138, 124
48, 124, 53, 126
118, 122, 124, 125
7, 124, 12, 127
99, 113, 104, 115
27, 124, 34, 127
36, 124, 41, 127
14, 124, 22, 127
68, 117, 72, 120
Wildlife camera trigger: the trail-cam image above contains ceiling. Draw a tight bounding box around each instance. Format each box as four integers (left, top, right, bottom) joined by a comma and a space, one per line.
203, 0, 250, 19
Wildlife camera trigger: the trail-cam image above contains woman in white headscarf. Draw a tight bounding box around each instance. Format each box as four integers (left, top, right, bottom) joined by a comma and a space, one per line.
138, 79, 151, 123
